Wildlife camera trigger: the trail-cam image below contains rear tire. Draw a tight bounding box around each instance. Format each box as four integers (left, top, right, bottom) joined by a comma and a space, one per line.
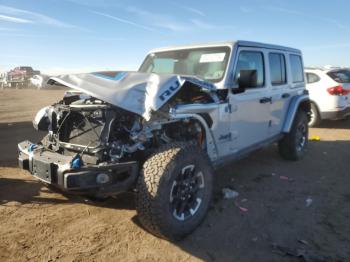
279, 110, 309, 161
308, 103, 321, 127
136, 142, 213, 240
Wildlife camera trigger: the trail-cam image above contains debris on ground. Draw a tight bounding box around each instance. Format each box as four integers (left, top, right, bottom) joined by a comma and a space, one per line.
279, 175, 294, 181
298, 239, 310, 246
234, 201, 249, 212
253, 173, 273, 182
238, 206, 248, 212
306, 197, 313, 207
272, 243, 328, 262
222, 188, 239, 199
310, 135, 321, 141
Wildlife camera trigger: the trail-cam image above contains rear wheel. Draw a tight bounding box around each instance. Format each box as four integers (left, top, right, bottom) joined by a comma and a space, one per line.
308, 103, 321, 127
279, 110, 309, 161
136, 142, 213, 240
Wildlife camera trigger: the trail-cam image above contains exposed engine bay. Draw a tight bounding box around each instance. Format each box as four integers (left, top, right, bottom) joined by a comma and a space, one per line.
34, 73, 218, 167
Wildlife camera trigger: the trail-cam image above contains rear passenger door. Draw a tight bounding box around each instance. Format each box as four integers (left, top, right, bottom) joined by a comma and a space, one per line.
228, 48, 271, 151
268, 53, 305, 135
267, 52, 290, 135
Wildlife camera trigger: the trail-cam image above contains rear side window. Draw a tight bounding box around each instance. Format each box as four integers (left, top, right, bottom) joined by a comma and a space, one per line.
269, 53, 286, 85
290, 55, 304, 83
235, 51, 265, 87
306, 73, 320, 84
327, 70, 350, 83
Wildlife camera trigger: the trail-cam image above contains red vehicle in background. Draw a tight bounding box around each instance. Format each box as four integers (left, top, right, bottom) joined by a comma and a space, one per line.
7, 66, 41, 88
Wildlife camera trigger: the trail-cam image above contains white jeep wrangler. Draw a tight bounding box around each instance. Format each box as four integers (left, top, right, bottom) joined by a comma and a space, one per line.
18, 41, 310, 240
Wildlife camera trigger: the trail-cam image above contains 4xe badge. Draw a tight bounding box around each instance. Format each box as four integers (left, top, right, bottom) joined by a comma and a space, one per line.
219, 132, 232, 142
159, 80, 180, 101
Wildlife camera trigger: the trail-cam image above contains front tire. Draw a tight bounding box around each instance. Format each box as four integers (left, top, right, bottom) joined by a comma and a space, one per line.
136, 142, 213, 240
279, 110, 309, 161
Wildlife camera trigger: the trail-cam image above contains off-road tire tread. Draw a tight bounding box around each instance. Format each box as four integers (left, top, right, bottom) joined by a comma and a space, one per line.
135, 142, 212, 240
279, 110, 308, 161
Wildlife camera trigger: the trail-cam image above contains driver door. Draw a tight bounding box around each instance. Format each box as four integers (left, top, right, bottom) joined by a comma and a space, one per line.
228, 48, 271, 152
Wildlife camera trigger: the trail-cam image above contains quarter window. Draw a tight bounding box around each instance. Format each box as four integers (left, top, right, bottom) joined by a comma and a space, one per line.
269, 53, 286, 85
306, 73, 320, 84
290, 55, 304, 83
235, 51, 265, 88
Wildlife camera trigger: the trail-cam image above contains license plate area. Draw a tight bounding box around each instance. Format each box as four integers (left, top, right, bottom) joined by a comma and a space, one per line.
32, 159, 55, 183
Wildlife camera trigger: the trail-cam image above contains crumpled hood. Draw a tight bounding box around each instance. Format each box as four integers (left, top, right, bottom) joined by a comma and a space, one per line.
50, 71, 216, 120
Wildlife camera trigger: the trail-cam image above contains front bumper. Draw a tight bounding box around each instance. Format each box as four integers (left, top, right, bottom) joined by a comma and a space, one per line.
320, 106, 350, 120
18, 140, 138, 196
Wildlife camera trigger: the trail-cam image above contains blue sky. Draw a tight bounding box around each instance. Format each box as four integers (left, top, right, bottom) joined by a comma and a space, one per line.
1, 0, 350, 75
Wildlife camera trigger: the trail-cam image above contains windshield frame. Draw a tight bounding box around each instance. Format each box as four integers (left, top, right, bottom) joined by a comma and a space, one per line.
138, 45, 232, 83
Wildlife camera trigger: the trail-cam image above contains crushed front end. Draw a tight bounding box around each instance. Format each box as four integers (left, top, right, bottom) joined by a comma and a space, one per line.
18, 94, 145, 196
18, 72, 218, 197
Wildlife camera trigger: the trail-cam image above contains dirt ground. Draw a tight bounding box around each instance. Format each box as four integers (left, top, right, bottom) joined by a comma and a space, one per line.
0, 89, 349, 262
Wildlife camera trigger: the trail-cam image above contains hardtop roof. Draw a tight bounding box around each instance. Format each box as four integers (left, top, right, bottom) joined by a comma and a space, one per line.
148, 40, 301, 54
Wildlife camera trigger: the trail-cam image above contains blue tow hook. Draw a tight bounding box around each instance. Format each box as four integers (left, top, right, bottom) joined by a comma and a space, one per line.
71, 155, 83, 169
28, 144, 38, 152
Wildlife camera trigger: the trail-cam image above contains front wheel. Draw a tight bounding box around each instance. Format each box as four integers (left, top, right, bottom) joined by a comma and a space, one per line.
278, 110, 309, 161
136, 142, 213, 240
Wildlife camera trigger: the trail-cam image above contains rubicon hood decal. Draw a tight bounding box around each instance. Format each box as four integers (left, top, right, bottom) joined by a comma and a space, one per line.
50, 71, 216, 120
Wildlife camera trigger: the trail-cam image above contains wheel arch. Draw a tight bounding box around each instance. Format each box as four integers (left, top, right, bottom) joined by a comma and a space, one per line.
282, 94, 311, 133
170, 113, 218, 161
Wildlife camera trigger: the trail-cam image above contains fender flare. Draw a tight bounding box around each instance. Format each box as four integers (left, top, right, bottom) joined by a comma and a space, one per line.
282, 94, 310, 133
169, 113, 219, 161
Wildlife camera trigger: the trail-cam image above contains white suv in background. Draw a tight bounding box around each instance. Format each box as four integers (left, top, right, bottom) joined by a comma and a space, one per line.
305, 68, 350, 126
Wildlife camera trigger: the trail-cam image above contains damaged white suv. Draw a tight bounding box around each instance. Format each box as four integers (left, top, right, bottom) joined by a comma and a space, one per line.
18, 41, 310, 240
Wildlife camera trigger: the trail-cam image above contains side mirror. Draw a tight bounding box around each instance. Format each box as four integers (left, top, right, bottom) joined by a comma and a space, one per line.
238, 69, 258, 89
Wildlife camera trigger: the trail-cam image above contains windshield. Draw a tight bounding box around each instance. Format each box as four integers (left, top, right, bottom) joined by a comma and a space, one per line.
327, 70, 350, 83
139, 46, 231, 83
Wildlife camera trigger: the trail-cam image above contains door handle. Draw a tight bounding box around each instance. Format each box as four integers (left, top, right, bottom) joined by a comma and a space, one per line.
259, 97, 272, 104
281, 93, 290, 99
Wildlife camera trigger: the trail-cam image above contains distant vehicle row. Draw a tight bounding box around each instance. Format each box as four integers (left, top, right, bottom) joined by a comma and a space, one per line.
7, 66, 40, 88
0, 66, 65, 89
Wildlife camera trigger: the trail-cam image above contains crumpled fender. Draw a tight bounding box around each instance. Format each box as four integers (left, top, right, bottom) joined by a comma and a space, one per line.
49, 71, 216, 120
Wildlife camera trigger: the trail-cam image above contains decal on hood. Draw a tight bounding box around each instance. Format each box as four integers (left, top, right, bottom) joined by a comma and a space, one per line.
50, 71, 216, 120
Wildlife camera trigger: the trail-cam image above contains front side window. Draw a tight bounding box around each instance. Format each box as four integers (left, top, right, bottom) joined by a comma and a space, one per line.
269, 53, 286, 85
139, 46, 231, 83
234, 51, 265, 87
290, 55, 304, 83
306, 73, 320, 84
